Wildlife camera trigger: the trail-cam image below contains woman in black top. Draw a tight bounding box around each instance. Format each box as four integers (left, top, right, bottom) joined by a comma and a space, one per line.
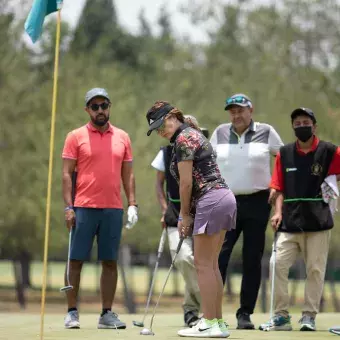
146, 101, 237, 338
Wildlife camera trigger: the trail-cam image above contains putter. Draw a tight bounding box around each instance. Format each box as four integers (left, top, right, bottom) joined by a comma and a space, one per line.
133, 228, 167, 328
269, 232, 278, 320
262, 232, 278, 331
60, 229, 73, 292
140, 237, 185, 336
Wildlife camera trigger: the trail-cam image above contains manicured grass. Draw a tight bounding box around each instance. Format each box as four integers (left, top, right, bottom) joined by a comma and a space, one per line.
0, 313, 339, 340
1, 260, 340, 312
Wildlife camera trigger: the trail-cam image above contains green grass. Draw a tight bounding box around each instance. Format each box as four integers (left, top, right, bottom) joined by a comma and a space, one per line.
1, 260, 340, 312
0, 313, 339, 340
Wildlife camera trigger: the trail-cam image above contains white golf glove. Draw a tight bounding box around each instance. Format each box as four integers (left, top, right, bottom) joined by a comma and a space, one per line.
125, 205, 138, 229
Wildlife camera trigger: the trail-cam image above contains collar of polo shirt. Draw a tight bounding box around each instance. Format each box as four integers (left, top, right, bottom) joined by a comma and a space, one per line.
87, 122, 114, 134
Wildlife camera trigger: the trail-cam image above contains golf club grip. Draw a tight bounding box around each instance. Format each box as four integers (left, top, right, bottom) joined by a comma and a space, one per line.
158, 229, 167, 254
176, 237, 184, 254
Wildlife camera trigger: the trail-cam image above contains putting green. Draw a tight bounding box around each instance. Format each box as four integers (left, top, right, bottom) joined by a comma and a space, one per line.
0, 313, 338, 340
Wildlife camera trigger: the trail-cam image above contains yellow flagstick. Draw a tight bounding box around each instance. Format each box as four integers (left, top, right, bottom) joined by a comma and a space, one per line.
39, 6, 62, 340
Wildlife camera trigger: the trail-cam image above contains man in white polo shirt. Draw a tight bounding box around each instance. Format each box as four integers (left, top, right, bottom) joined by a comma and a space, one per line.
210, 93, 284, 329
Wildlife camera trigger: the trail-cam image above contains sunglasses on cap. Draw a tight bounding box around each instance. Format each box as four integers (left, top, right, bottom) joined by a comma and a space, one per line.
226, 96, 249, 105
88, 102, 110, 111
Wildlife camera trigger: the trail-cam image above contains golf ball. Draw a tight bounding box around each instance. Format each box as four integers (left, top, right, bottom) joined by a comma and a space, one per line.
140, 328, 154, 336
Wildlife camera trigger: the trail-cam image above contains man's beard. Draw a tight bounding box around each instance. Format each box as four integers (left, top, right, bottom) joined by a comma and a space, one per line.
91, 114, 109, 126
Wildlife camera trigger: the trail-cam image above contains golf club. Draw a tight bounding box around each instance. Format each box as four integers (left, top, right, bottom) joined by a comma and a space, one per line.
262, 232, 278, 331
133, 228, 167, 328
140, 237, 184, 336
60, 228, 73, 292
270, 232, 278, 319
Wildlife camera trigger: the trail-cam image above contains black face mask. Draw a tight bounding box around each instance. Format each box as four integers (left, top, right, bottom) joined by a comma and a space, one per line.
294, 126, 313, 142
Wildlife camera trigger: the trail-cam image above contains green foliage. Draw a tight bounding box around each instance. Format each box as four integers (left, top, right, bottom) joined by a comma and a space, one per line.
1, 0, 340, 260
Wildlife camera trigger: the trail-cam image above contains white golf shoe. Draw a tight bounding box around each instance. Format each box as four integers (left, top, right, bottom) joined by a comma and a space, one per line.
178, 318, 228, 338
64, 310, 80, 329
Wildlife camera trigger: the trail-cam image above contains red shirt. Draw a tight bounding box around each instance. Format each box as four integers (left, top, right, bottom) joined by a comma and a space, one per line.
270, 137, 340, 191
62, 123, 133, 208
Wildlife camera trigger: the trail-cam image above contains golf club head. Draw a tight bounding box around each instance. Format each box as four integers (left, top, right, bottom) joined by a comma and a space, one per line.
60, 285, 73, 292
140, 328, 154, 336
133, 320, 144, 327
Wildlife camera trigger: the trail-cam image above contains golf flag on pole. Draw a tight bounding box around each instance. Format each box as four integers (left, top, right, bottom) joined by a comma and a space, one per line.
25, 0, 63, 43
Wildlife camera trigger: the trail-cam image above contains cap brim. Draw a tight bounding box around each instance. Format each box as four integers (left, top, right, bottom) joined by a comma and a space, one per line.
291, 108, 316, 123
225, 102, 249, 111
146, 117, 165, 136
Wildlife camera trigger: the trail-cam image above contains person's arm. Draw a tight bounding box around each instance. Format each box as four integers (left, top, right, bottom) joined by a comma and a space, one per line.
274, 192, 284, 215
268, 152, 283, 204
62, 159, 77, 208
271, 191, 284, 231
328, 147, 340, 181
156, 171, 168, 215
177, 160, 193, 217
268, 125, 284, 156
121, 161, 137, 206
61, 132, 78, 230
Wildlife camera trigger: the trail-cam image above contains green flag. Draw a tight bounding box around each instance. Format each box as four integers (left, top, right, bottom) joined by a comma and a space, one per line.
24, 0, 63, 43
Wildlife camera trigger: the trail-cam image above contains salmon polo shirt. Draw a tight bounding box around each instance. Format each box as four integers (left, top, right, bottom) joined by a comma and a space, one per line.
62, 123, 133, 209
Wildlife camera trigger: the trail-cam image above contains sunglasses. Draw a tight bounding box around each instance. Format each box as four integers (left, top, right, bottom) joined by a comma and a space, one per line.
226, 96, 249, 105
89, 102, 110, 111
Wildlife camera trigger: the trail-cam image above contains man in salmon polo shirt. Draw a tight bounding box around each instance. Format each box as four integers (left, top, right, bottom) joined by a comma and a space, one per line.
61, 88, 138, 330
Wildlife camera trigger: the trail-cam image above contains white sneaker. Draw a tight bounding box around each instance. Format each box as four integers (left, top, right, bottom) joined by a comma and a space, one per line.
218, 320, 230, 338
64, 310, 80, 329
178, 318, 226, 338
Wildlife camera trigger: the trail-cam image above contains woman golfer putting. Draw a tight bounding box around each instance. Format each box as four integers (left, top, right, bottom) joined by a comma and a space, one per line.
146, 101, 236, 338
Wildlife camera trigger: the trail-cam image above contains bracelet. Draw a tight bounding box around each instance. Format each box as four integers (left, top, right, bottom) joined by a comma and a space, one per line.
178, 216, 183, 221
64, 206, 73, 212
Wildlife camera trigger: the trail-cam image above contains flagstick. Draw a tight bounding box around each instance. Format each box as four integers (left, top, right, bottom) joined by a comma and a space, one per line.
39, 8, 62, 340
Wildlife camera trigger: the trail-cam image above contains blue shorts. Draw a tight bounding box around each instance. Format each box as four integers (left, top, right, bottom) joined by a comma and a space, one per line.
70, 208, 123, 261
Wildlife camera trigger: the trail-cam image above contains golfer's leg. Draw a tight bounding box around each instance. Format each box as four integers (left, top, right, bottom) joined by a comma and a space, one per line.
65, 261, 83, 309
218, 223, 242, 285
214, 230, 227, 319
167, 227, 201, 313
194, 232, 223, 320
272, 232, 299, 316
98, 208, 123, 309
302, 230, 331, 316
67, 207, 98, 309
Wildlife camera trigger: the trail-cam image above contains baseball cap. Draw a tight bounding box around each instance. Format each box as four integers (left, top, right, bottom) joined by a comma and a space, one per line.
291, 107, 316, 124
225, 93, 252, 110
85, 88, 110, 106
146, 104, 174, 136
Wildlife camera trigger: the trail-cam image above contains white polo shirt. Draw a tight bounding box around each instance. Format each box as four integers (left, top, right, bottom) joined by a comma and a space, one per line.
210, 121, 283, 195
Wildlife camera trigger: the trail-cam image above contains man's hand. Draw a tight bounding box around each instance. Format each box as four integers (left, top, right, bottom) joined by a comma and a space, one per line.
178, 215, 193, 238
270, 212, 282, 231
65, 208, 75, 231
160, 214, 166, 228
125, 205, 138, 229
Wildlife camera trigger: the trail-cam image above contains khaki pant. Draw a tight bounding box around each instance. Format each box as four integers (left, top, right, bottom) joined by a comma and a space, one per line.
167, 227, 201, 314
270, 230, 331, 317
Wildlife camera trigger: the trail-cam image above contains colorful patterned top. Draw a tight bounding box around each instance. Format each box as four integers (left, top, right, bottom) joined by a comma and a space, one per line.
169, 124, 228, 209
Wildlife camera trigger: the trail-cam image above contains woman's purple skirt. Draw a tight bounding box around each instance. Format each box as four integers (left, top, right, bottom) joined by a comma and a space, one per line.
193, 188, 237, 236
